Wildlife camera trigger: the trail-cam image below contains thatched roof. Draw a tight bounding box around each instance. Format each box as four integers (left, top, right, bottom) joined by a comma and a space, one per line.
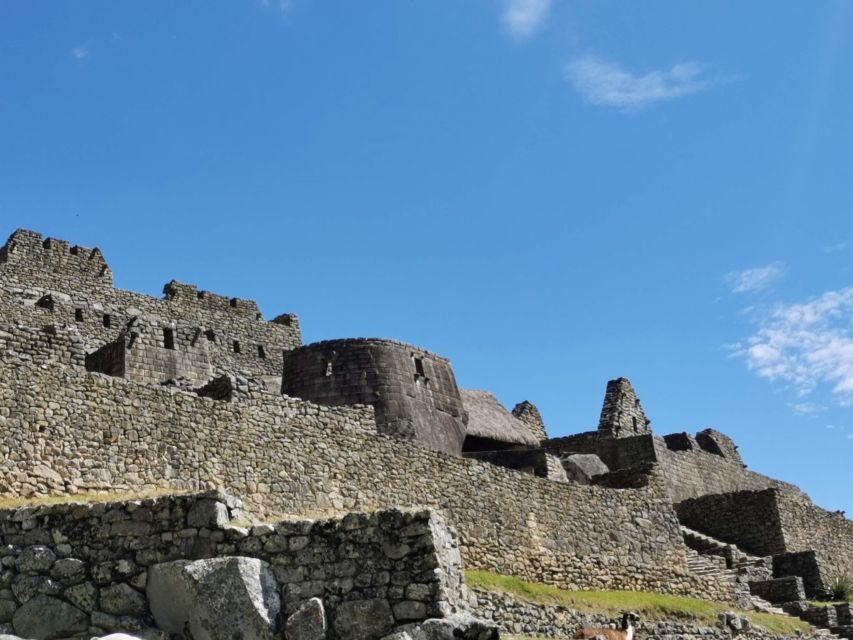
461, 389, 539, 446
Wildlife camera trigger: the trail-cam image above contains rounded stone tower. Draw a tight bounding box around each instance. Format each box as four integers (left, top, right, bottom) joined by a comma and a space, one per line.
281, 338, 468, 455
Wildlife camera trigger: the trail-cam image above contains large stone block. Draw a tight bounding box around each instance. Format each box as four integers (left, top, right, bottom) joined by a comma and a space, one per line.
12, 594, 87, 640
147, 557, 279, 640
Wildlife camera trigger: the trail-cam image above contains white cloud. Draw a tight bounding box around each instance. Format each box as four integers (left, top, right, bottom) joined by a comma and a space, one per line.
735, 287, 853, 405
790, 401, 826, 416
502, 0, 551, 41
564, 55, 716, 110
71, 44, 88, 60
725, 263, 785, 294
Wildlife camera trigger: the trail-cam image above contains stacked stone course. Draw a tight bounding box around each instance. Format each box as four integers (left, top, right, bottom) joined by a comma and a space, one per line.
0, 491, 467, 638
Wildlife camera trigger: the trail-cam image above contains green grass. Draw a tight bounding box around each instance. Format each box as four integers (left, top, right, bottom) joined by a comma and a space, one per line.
466, 570, 811, 636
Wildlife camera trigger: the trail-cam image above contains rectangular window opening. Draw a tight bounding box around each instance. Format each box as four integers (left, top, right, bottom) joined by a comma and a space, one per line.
75, 309, 84, 322
205, 329, 216, 342
163, 328, 175, 350
413, 356, 425, 377
257, 345, 266, 359
102, 314, 111, 328
232, 340, 241, 354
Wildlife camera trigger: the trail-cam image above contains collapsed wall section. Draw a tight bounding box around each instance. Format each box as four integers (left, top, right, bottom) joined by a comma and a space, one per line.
0, 356, 739, 602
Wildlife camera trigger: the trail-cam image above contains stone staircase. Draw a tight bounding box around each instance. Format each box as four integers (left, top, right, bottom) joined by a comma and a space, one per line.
680, 525, 853, 640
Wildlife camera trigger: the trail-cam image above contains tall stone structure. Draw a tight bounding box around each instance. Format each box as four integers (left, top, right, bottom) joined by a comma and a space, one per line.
597, 377, 651, 438
281, 338, 468, 455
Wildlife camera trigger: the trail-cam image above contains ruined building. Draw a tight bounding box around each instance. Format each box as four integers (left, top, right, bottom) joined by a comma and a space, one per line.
0, 228, 851, 639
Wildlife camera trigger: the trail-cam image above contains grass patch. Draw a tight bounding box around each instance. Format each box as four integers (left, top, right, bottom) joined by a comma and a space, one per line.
466, 570, 811, 636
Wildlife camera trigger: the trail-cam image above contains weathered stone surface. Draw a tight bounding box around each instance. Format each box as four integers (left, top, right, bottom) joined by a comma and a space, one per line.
392, 614, 499, 640
333, 598, 395, 640
11, 594, 87, 640
284, 597, 326, 640
100, 582, 148, 617
15, 547, 55, 574
64, 580, 98, 612
50, 557, 86, 584
186, 499, 229, 529
561, 454, 609, 485
147, 557, 279, 640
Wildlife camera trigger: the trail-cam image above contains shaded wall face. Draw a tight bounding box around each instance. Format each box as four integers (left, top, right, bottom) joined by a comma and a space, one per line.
282, 340, 467, 455
675, 489, 788, 556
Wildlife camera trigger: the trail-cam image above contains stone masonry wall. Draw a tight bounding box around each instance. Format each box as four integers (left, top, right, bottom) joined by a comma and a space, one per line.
282, 339, 468, 455
676, 489, 853, 586
776, 492, 853, 584
0, 229, 301, 378
675, 490, 788, 557
545, 431, 798, 504
0, 341, 740, 603
0, 491, 466, 639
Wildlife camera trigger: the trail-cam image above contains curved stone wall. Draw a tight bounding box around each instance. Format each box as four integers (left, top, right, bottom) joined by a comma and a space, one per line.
282, 338, 467, 455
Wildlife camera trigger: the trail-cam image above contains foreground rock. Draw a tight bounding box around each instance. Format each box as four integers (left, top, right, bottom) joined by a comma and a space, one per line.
11, 594, 87, 640
383, 614, 500, 640
147, 557, 280, 640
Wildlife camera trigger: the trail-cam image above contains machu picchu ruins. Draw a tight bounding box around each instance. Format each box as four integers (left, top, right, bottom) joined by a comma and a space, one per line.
0, 227, 851, 640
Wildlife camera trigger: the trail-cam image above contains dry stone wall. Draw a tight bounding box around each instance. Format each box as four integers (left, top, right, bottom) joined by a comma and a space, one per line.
0, 491, 466, 639
0, 229, 301, 379
776, 492, 853, 586
282, 339, 468, 455
676, 489, 853, 593
675, 490, 787, 557
0, 344, 739, 603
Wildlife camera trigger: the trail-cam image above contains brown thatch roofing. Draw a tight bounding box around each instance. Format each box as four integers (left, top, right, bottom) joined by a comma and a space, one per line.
461, 389, 539, 446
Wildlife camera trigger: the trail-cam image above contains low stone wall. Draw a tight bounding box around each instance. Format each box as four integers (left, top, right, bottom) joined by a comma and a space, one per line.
0, 491, 466, 638
472, 589, 815, 640
0, 349, 741, 603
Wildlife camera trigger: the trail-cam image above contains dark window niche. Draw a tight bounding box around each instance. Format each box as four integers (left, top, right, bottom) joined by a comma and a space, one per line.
102, 314, 111, 328
75, 308, 84, 322
233, 340, 241, 354
257, 345, 266, 359
163, 328, 175, 350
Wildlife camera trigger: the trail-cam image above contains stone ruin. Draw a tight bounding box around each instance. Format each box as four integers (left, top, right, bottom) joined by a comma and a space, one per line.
0, 227, 851, 640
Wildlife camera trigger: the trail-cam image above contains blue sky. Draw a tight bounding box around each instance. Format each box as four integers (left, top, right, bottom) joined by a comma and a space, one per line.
2, 2, 852, 513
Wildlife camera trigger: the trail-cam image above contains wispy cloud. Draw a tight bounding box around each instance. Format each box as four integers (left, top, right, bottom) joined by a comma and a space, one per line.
790, 401, 826, 416
825, 241, 852, 254
725, 263, 785, 294
501, 0, 552, 41
735, 287, 853, 405
564, 55, 717, 110
71, 44, 89, 60
259, 0, 295, 14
